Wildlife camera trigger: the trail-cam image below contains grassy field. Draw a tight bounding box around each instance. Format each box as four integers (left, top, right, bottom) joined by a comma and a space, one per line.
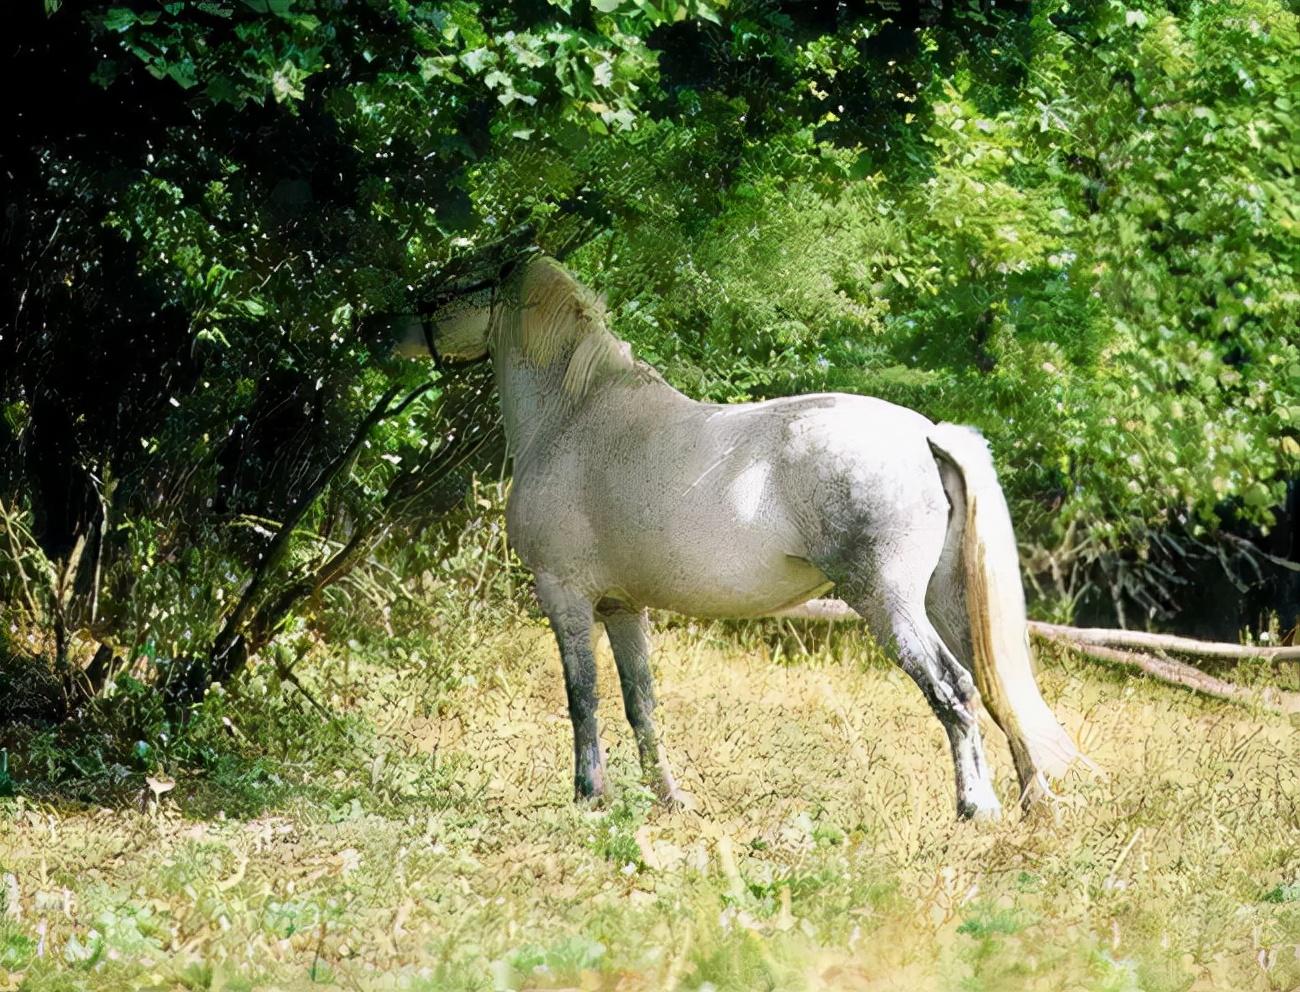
2, 614, 1298, 991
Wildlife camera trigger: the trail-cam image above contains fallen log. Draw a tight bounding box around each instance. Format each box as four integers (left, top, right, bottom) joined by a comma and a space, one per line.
1028, 621, 1300, 664
1030, 625, 1300, 717
778, 600, 1300, 716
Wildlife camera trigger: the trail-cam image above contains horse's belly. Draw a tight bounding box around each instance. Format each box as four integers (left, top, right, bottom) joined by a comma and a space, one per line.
607, 537, 832, 618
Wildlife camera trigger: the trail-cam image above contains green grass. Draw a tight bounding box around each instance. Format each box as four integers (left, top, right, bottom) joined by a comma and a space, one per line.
1, 612, 1298, 991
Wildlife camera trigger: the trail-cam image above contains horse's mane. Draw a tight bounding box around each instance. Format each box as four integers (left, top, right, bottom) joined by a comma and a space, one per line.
491, 256, 634, 401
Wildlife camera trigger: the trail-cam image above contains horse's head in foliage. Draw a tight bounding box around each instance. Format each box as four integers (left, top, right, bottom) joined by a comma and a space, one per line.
420, 256, 633, 403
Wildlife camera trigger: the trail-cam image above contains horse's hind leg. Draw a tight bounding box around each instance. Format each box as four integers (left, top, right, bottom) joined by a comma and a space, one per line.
599, 604, 684, 805
535, 574, 606, 802
928, 533, 1043, 806
849, 586, 1001, 820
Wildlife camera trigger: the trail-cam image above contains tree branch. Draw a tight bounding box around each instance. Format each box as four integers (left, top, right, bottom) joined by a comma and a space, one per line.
1028, 621, 1300, 664
161, 382, 431, 712
1030, 625, 1300, 716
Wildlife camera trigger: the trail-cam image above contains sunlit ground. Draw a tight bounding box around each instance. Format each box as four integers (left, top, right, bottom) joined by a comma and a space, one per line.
2, 617, 1297, 991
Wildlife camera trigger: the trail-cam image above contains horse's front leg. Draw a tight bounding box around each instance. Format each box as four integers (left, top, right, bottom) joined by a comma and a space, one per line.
535, 574, 607, 802
600, 605, 686, 806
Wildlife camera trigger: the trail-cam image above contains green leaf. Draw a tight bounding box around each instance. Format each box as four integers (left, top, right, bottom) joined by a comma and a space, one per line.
692, 1, 722, 24
103, 7, 136, 31
195, 327, 230, 348
461, 47, 493, 74
240, 0, 296, 13
166, 59, 198, 89
205, 74, 242, 105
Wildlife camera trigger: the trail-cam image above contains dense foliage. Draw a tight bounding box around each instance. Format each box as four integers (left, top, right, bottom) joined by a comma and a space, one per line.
1, 0, 1297, 725
580, 0, 1300, 622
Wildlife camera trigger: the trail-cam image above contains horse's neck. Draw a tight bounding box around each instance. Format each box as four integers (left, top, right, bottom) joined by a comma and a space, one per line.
493, 353, 566, 458
494, 349, 691, 463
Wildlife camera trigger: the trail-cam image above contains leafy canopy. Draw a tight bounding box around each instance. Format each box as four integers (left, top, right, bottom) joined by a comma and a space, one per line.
1, 0, 1296, 682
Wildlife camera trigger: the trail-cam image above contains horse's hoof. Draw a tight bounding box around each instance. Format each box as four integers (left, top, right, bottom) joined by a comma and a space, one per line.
573, 776, 608, 806
957, 799, 1002, 822
1017, 771, 1055, 811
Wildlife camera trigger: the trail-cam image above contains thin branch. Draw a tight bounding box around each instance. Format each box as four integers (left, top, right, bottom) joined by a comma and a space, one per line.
1028, 621, 1300, 663
236, 375, 501, 659
208, 385, 399, 656
1031, 627, 1300, 716
0, 498, 42, 617
1220, 532, 1300, 573
163, 383, 430, 708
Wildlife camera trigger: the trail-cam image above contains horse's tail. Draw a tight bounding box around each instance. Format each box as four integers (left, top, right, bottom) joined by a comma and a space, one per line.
927, 423, 1090, 795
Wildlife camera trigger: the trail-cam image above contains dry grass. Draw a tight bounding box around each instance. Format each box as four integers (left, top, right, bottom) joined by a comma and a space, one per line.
1, 616, 1298, 991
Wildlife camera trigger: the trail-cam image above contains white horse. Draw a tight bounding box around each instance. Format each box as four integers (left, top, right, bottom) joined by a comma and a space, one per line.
401, 255, 1088, 819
